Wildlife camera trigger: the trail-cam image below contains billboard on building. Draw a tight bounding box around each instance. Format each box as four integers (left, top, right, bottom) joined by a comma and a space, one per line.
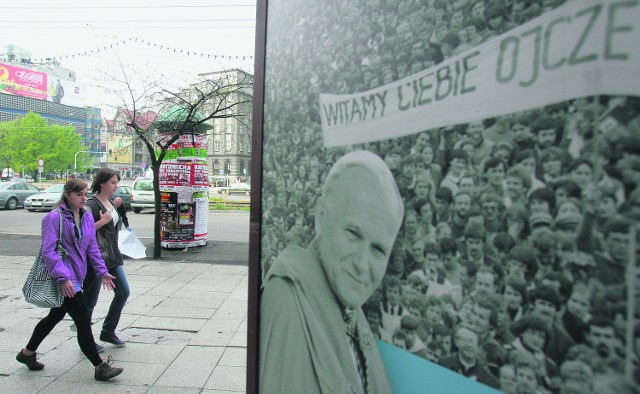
250, 0, 640, 393
0, 63, 47, 100
0, 62, 86, 107
47, 76, 86, 107
107, 134, 133, 164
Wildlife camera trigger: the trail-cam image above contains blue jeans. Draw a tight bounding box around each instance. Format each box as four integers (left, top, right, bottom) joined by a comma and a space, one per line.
86, 264, 130, 335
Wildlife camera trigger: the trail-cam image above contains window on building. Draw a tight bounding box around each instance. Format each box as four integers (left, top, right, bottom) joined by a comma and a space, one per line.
214, 140, 220, 152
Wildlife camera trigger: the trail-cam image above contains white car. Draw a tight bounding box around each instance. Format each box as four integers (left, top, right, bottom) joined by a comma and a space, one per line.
130, 178, 155, 213
24, 184, 65, 211
218, 182, 251, 196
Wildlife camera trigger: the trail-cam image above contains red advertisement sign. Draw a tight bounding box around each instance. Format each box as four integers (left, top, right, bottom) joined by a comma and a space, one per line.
0, 63, 47, 100
158, 163, 209, 187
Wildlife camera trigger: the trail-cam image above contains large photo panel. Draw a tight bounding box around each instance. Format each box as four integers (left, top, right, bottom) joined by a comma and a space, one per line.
254, 0, 640, 393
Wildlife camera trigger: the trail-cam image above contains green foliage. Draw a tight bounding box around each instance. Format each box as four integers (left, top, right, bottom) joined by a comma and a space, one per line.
0, 112, 85, 174
208, 196, 250, 211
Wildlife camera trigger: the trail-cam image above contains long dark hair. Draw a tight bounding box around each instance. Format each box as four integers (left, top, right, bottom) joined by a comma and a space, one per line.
57, 179, 88, 207
90, 168, 120, 194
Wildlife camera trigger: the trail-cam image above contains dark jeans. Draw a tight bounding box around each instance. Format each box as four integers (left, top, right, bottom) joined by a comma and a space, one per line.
85, 264, 130, 335
26, 291, 102, 366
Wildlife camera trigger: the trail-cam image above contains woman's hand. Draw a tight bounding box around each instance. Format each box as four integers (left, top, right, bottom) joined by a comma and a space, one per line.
101, 274, 116, 291
99, 210, 111, 225
61, 280, 76, 298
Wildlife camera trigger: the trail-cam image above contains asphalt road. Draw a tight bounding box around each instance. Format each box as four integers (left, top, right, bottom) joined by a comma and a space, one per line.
0, 208, 251, 264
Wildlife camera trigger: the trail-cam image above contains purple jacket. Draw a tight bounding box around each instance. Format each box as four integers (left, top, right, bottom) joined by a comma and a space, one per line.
41, 204, 109, 284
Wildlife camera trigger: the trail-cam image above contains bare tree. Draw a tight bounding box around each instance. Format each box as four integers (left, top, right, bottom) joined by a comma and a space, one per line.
105, 63, 252, 258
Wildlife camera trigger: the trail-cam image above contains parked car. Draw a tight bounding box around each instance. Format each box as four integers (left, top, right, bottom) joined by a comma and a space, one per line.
115, 185, 133, 210
218, 182, 251, 196
130, 178, 155, 213
11, 177, 33, 183
0, 181, 42, 210
24, 184, 65, 212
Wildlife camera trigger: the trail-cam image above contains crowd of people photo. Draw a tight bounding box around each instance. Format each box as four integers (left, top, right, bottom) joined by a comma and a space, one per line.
259, 0, 639, 393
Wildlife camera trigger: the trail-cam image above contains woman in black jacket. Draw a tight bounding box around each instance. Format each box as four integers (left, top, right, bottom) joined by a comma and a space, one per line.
84, 168, 130, 349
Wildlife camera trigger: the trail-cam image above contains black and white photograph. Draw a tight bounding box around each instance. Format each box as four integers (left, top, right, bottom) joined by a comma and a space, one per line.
257, 0, 639, 393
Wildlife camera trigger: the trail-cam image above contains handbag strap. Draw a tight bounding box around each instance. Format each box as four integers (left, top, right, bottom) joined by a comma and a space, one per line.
56, 208, 82, 283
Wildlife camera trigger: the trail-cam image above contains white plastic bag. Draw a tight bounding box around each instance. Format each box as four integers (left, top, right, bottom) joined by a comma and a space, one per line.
118, 230, 146, 259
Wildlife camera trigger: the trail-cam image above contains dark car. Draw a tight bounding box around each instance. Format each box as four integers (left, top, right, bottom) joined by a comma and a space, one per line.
114, 185, 132, 210
0, 182, 42, 210
87, 185, 133, 211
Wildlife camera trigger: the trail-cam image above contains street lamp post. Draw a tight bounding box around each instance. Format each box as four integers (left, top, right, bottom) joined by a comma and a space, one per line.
74, 150, 90, 176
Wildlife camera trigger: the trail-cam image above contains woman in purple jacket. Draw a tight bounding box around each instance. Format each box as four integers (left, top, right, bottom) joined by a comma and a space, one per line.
16, 180, 124, 381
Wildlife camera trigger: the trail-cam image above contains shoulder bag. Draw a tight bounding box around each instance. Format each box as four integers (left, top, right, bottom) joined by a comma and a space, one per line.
22, 209, 79, 308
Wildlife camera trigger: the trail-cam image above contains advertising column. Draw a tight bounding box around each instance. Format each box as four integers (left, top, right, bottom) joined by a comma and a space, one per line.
158, 129, 210, 249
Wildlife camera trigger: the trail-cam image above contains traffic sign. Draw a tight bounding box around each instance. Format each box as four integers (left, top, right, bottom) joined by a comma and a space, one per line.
37, 158, 44, 166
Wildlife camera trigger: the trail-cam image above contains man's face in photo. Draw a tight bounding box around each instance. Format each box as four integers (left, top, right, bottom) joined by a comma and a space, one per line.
415, 182, 431, 199
401, 325, 417, 347
503, 285, 523, 309
458, 301, 475, 327
587, 324, 616, 358
366, 311, 381, 331
472, 304, 492, 336
475, 271, 495, 294
522, 328, 546, 351
386, 285, 401, 305
530, 199, 550, 214
434, 197, 449, 214
536, 128, 557, 149
466, 237, 484, 261
515, 366, 538, 392
450, 157, 467, 175
506, 176, 525, 198
505, 259, 527, 279
384, 152, 401, 170
454, 194, 472, 217
542, 157, 562, 177
316, 167, 401, 309
566, 291, 590, 320
456, 327, 479, 360
486, 163, 506, 186
532, 298, 557, 320
459, 177, 476, 192
482, 200, 500, 221
607, 231, 629, 264
499, 365, 517, 394
435, 334, 452, 353
595, 196, 616, 218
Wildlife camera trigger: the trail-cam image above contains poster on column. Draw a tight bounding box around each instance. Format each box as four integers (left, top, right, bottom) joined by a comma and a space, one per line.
252, 0, 640, 393
159, 163, 192, 186
160, 186, 208, 248
158, 133, 208, 162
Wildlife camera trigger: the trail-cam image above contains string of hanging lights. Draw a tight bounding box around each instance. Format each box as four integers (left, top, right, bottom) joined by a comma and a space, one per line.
28, 36, 253, 64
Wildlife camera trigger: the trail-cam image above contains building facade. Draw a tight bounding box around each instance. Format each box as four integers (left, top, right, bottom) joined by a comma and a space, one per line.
102, 109, 155, 179
0, 54, 104, 173
199, 69, 253, 184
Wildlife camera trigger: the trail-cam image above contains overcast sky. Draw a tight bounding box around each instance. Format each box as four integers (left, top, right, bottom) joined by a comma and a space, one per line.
0, 0, 257, 114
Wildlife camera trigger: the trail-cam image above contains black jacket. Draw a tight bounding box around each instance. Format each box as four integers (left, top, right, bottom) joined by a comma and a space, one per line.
85, 196, 125, 269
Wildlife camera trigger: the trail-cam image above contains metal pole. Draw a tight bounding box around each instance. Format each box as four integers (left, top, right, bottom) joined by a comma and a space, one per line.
74, 150, 90, 173
625, 226, 637, 382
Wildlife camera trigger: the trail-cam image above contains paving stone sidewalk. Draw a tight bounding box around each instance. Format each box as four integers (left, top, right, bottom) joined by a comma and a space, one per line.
0, 255, 248, 393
